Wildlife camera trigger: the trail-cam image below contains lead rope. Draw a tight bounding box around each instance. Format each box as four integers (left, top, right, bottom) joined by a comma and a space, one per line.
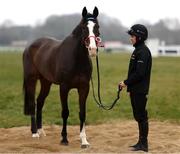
91, 47, 122, 110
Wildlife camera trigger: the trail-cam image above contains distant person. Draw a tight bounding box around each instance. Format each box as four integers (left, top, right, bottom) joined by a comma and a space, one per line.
119, 24, 152, 152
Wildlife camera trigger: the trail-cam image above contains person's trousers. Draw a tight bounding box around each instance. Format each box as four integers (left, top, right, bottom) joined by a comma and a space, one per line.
130, 92, 149, 143
130, 92, 148, 122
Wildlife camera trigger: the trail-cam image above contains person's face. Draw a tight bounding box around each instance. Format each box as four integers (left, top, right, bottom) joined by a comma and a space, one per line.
129, 35, 137, 45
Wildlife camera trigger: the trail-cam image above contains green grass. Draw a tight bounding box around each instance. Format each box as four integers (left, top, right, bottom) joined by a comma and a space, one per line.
0, 51, 180, 128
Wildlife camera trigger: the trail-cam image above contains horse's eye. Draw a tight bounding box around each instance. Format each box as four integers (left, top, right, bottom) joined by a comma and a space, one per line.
82, 25, 86, 29
95, 25, 99, 29
94, 29, 100, 36
82, 27, 88, 33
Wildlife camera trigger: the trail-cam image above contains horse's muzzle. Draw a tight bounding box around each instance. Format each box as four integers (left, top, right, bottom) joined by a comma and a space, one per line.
88, 47, 97, 57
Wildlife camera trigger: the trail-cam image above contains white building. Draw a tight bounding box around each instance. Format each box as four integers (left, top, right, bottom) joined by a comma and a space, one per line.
104, 39, 180, 57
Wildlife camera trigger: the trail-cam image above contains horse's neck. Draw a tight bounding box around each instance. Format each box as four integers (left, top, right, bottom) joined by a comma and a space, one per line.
56, 35, 90, 69
55, 36, 92, 82
76, 41, 90, 62
75, 43, 92, 75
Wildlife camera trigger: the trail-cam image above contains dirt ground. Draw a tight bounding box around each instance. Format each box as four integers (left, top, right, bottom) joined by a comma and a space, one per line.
0, 120, 180, 153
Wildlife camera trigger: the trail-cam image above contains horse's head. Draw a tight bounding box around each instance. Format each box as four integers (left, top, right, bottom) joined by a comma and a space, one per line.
81, 7, 100, 57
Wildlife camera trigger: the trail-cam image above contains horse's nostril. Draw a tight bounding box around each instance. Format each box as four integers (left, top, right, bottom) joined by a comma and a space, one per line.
89, 47, 91, 50
88, 47, 97, 52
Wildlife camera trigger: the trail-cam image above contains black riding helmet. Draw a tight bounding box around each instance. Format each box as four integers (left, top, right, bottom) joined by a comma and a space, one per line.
127, 24, 148, 41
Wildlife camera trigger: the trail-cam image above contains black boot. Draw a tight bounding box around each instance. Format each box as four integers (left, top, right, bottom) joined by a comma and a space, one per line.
129, 141, 140, 148
132, 121, 148, 152
129, 122, 141, 148
133, 140, 148, 152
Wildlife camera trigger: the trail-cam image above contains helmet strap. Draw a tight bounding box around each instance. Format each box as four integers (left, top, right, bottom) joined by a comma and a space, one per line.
134, 36, 144, 47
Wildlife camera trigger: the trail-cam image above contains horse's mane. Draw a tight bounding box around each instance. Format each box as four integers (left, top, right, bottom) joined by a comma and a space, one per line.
72, 20, 83, 37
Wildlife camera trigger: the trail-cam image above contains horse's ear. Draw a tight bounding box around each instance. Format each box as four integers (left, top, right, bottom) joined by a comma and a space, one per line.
93, 6, 99, 18
82, 7, 87, 18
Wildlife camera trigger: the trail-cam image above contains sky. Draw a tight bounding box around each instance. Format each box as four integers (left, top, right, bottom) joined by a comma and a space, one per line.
0, 0, 180, 27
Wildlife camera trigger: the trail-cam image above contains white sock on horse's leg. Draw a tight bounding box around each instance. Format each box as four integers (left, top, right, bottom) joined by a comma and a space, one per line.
32, 133, 40, 138
38, 128, 46, 136
32, 128, 46, 138
80, 123, 90, 147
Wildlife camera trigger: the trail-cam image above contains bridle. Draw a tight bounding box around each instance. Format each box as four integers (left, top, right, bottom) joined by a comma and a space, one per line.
84, 36, 104, 48
83, 22, 121, 110
81, 11, 121, 110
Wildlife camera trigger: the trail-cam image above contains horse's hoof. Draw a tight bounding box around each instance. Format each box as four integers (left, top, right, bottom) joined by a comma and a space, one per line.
38, 128, 46, 137
81, 144, 90, 149
61, 139, 69, 146
32, 133, 40, 138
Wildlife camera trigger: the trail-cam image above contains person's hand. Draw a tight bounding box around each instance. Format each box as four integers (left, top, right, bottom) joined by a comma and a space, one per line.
119, 81, 127, 89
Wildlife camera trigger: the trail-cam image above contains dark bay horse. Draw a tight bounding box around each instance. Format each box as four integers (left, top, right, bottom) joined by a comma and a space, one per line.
23, 7, 100, 148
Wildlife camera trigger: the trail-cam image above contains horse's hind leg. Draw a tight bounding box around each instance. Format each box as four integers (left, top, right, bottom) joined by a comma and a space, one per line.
60, 84, 70, 145
36, 77, 51, 136
78, 84, 90, 148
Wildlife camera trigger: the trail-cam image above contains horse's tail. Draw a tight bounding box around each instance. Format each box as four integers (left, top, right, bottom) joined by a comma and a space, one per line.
23, 48, 36, 116
23, 78, 35, 115
23, 38, 46, 115
23, 78, 28, 115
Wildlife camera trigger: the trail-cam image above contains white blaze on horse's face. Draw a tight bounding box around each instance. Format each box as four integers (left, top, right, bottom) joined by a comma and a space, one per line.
87, 21, 97, 57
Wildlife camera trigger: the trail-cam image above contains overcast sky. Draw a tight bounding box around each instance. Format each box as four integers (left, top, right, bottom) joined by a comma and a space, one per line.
0, 0, 179, 27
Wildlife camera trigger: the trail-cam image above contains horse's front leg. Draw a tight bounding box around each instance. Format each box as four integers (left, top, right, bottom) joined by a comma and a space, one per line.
78, 84, 90, 148
60, 84, 69, 145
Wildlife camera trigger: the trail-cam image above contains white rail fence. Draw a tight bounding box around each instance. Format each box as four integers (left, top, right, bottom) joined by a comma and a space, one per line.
1, 39, 180, 57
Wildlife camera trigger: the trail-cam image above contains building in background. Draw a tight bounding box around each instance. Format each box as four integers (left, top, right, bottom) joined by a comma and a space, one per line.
104, 39, 180, 57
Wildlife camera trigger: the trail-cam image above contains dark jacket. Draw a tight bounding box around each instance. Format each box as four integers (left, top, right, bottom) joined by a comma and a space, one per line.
124, 42, 152, 94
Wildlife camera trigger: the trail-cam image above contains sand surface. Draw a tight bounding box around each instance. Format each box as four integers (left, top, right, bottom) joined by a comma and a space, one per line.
0, 120, 180, 153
